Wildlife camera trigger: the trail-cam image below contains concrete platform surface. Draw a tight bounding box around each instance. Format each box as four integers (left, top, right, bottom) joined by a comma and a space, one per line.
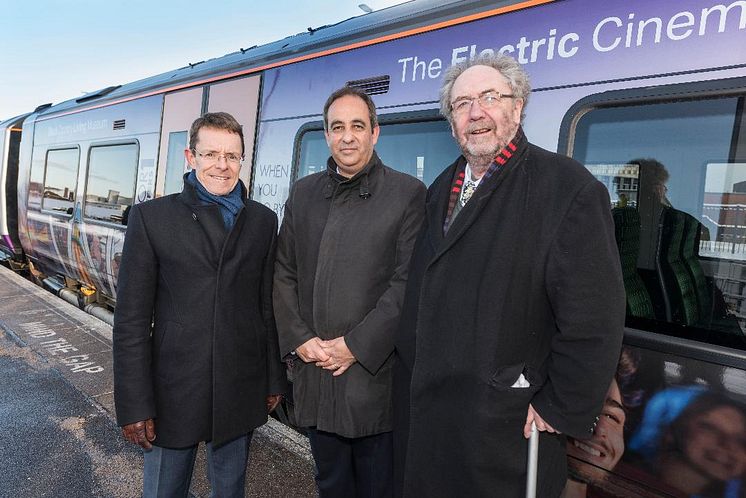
0, 266, 316, 497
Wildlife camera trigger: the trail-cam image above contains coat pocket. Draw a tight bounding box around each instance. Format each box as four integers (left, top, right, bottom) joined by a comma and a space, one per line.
153, 321, 189, 381
489, 362, 545, 392
489, 362, 527, 389
154, 320, 175, 352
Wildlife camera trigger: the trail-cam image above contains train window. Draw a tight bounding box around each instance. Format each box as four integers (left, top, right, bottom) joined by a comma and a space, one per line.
84, 143, 138, 224
571, 95, 746, 349
42, 148, 80, 216
164, 131, 188, 195
297, 119, 460, 186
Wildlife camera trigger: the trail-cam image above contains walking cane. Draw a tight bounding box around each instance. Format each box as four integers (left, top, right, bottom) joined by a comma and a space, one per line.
526, 421, 539, 498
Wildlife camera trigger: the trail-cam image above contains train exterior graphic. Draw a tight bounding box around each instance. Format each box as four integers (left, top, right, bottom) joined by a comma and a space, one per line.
1, 0, 745, 495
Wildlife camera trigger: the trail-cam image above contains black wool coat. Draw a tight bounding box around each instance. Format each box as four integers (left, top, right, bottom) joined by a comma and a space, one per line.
274, 153, 426, 438
393, 138, 625, 497
113, 179, 287, 448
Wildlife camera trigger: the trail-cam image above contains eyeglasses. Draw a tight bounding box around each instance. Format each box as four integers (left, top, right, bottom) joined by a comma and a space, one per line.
192, 150, 243, 165
450, 91, 515, 116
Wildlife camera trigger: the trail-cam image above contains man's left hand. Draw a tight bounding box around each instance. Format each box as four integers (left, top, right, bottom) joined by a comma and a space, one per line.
317, 337, 356, 376
524, 403, 560, 439
266, 394, 283, 413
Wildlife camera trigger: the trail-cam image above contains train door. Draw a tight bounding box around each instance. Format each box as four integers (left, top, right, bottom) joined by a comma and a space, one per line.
155, 76, 261, 197
25, 146, 81, 280
0, 114, 28, 263
559, 78, 746, 497
155, 88, 203, 197
206, 76, 261, 189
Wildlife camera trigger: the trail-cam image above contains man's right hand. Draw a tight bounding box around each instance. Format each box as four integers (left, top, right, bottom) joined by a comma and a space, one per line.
295, 337, 330, 363
122, 418, 156, 449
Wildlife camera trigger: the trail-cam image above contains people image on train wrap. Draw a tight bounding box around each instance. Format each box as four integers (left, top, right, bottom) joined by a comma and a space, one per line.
628, 387, 746, 497
564, 347, 641, 496
112, 112, 286, 497
392, 53, 626, 498
273, 86, 426, 497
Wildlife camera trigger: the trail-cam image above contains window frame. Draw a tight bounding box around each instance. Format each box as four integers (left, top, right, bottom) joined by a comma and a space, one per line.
558, 77, 746, 158
558, 77, 746, 357
291, 108, 448, 185
82, 140, 140, 228
41, 146, 81, 219
163, 130, 189, 196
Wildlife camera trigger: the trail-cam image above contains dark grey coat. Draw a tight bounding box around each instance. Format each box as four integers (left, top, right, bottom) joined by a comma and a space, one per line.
394, 136, 625, 497
274, 152, 426, 438
113, 179, 286, 448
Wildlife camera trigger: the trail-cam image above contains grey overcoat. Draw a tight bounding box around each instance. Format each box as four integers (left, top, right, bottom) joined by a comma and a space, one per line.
274, 152, 426, 438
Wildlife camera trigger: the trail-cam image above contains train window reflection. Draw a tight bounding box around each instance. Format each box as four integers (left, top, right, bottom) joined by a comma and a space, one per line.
572, 96, 746, 349
164, 131, 188, 195
84, 143, 138, 225
297, 119, 460, 186
42, 148, 79, 215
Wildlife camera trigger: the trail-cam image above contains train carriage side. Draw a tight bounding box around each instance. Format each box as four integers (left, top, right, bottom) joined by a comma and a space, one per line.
15, 70, 264, 312
10, 0, 533, 308
6, 0, 746, 494
18, 95, 163, 312
252, 0, 746, 496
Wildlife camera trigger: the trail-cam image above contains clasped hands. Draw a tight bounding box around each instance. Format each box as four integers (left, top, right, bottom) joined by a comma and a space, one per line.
295, 336, 356, 376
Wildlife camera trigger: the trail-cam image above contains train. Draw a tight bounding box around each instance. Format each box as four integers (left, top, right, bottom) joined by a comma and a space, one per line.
2, 0, 746, 495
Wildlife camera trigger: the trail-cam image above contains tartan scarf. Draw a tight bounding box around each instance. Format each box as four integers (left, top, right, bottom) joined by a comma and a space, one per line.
443, 127, 526, 234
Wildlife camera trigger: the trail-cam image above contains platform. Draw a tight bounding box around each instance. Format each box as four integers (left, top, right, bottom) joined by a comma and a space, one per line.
0, 266, 315, 497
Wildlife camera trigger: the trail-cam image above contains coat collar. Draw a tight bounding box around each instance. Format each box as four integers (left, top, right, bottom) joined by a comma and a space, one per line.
425, 157, 462, 248
323, 151, 383, 199
426, 130, 530, 266
176, 174, 249, 258
177, 173, 249, 208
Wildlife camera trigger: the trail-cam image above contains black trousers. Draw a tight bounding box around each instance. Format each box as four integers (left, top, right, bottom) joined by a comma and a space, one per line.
306, 428, 393, 498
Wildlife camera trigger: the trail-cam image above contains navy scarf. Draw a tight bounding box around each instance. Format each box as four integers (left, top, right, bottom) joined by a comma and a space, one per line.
186, 170, 244, 230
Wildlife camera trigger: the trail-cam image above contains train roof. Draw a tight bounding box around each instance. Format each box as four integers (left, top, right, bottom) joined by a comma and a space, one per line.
35, 0, 525, 118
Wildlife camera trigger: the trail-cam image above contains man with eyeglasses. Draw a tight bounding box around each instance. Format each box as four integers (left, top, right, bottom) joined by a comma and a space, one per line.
393, 54, 625, 497
274, 86, 426, 497
113, 112, 286, 497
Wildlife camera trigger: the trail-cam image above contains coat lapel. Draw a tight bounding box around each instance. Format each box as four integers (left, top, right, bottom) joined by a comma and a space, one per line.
428, 146, 528, 268
178, 179, 247, 265
220, 205, 247, 262
191, 205, 225, 256
424, 160, 459, 253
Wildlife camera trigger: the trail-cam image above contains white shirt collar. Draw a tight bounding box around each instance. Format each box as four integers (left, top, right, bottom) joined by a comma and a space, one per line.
464, 163, 482, 185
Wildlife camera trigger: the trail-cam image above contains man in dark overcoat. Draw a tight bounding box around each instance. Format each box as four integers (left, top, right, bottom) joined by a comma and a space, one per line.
274, 87, 426, 497
113, 112, 286, 497
393, 54, 625, 497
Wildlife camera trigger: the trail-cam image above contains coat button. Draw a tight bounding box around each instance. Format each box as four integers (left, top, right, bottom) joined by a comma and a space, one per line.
192, 213, 197, 221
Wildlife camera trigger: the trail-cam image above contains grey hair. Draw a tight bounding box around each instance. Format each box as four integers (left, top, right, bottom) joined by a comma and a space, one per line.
439, 53, 531, 123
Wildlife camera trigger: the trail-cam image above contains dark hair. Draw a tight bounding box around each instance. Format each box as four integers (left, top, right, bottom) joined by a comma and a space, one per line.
630, 158, 669, 187
323, 87, 378, 131
189, 112, 245, 155
617, 346, 642, 409
666, 392, 746, 450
